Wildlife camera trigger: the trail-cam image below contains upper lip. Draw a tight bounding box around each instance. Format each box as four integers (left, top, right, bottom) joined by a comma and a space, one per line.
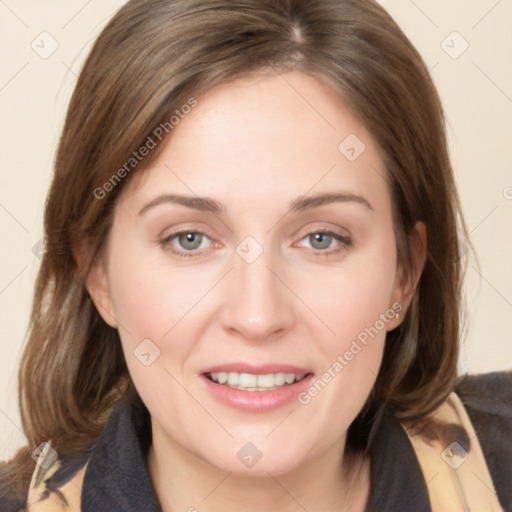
201, 363, 313, 375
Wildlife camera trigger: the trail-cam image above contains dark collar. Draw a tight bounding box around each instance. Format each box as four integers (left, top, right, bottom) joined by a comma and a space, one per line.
80, 392, 431, 512
81, 391, 160, 512
366, 411, 430, 511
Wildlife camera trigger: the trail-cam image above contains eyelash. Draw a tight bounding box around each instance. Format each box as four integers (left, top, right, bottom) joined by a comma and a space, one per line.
159, 229, 352, 259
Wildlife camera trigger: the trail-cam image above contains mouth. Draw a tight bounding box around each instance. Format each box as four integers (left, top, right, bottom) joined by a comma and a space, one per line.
200, 362, 314, 413
200, 363, 314, 412
204, 371, 309, 391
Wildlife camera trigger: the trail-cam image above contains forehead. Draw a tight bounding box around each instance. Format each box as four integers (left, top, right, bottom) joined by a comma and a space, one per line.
121, 70, 390, 211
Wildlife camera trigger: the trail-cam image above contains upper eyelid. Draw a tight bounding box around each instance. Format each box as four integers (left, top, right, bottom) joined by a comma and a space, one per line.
161, 221, 350, 236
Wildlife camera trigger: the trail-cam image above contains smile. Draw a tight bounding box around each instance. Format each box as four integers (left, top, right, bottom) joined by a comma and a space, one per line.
201, 365, 314, 412
205, 371, 307, 391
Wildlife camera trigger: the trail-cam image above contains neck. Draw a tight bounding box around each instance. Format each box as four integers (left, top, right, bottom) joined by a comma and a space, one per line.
147, 421, 370, 512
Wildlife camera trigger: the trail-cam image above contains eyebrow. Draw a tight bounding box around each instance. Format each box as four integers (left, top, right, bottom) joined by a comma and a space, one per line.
138, 191, 373, 216
138, 194, 224, 216
289, 192, 373, 212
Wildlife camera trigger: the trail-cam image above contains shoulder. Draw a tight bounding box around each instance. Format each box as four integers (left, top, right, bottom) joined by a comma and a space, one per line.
454, 369, 512, 444
0, 447, 34, 512
0, 464, 26, 512
454, 370, 512, 424
454, 370, 512, 510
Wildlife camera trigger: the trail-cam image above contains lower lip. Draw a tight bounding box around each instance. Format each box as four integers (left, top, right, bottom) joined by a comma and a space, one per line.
201, 374, 314, 412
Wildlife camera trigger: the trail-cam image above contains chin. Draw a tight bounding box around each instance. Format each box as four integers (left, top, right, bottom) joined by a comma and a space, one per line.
194, 438, 307, 477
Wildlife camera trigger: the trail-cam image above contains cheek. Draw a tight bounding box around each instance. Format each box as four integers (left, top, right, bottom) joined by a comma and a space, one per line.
104, 238, 206, 381
313, 273, 391, 383
300, 240, 397, 350
106, 237, 208, 337
109, 266, 173, 341
106, 254, 201, 416
293, 236, 397, 415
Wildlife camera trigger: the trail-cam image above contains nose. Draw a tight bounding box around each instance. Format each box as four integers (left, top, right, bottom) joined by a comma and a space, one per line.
220, 245, 296, 342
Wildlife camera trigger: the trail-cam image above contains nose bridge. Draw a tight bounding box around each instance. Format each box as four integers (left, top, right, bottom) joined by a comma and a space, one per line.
222, 239, 294, 339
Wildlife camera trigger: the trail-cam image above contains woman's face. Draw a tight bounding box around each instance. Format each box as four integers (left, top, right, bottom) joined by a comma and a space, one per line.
89, 71, 420, 476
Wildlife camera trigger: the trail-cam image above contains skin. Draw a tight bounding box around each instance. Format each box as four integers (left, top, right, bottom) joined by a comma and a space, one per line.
85, 70, 426, 512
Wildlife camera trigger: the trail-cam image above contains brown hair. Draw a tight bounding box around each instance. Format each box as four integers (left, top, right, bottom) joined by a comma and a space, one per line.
2, 0, 468, 503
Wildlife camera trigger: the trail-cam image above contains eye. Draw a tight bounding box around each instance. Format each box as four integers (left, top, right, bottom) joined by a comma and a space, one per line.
297, 230, 352, 254
159, 228, 350, 258
160, 230, 212, 257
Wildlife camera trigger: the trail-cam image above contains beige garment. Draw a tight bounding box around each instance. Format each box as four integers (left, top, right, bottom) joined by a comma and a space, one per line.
401, 392, 503, 512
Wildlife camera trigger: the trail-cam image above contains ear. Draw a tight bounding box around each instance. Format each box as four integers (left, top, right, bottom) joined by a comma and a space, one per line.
73, 242, 118, 329
387, 221, 427, 331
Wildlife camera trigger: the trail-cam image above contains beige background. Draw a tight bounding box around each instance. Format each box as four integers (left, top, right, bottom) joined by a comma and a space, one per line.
0, 1, 511, 461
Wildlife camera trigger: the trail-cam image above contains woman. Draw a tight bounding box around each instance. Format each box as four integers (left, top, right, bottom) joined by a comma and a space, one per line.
1, 0, 511, 510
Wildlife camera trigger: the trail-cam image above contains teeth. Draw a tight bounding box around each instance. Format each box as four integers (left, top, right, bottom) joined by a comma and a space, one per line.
285, 373, 296, 384
257, 374, 275, 388
208, 371, 306, 390
274, 372, 286, 386
239, 373, 257, 387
